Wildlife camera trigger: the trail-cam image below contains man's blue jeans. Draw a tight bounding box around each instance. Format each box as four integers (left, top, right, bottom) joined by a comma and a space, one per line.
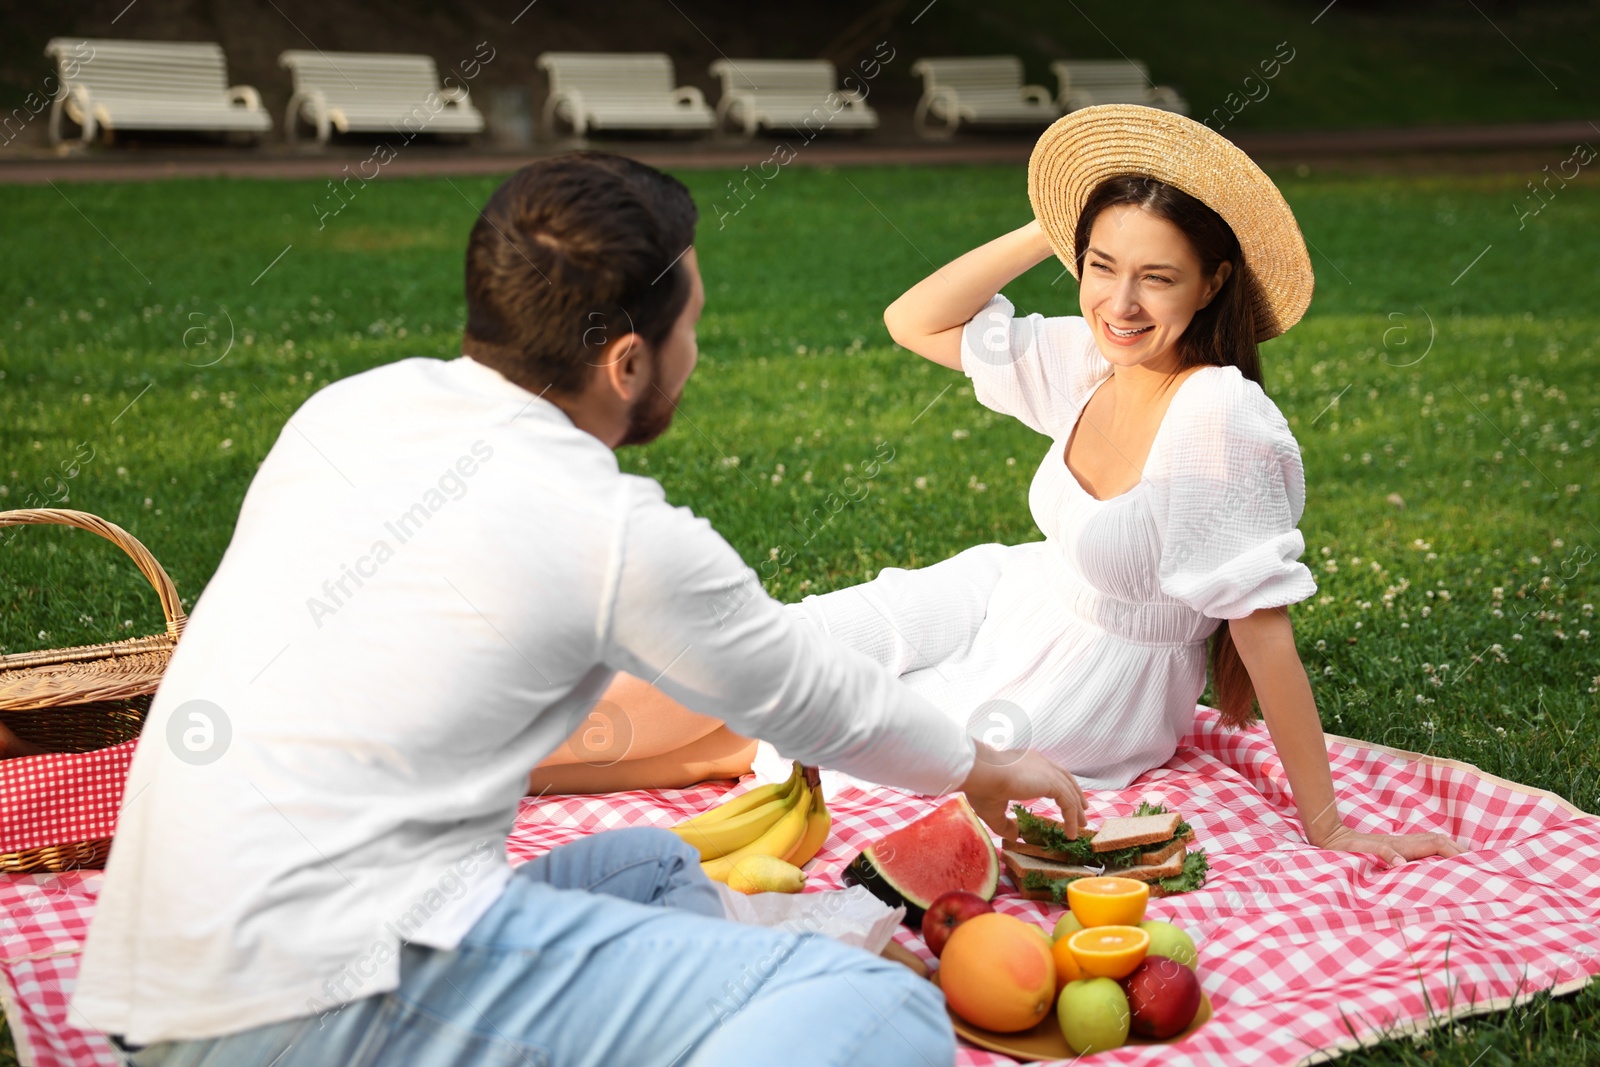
109, 827, 956, 1067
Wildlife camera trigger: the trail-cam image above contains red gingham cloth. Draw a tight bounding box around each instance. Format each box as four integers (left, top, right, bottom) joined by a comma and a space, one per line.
0, 742, 137, 855
4, 706, 1598, 1066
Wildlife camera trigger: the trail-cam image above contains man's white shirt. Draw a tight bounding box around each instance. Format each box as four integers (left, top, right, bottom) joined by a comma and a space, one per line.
71, 355, 976, 1045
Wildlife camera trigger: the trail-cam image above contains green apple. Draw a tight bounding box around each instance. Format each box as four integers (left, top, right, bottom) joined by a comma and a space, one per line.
1056, 977, 1130, 1054
1139, 920, 1199, 969
1051, 913, 1085, 942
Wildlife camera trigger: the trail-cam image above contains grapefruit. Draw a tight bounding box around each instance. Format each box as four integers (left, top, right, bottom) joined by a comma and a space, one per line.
938, 912, 1056, 1032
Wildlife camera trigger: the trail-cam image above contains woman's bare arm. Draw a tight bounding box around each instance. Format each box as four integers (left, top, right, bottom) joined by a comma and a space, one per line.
1230, 606, 1466, 861
882, 219, 1057, 370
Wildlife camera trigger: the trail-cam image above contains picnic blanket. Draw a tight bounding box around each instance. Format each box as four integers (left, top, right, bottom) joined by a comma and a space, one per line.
3, 705, 1598, 1066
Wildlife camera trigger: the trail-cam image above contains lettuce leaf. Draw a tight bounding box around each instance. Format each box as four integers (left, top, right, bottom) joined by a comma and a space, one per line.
1155, 849, 1210, 894
1011, 804, 1096, 862
1019, 870, 1087, 903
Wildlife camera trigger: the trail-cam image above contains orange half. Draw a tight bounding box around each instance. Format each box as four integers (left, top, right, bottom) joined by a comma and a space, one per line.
1066, 876, 1149, 928
1067, 924, 1150, 979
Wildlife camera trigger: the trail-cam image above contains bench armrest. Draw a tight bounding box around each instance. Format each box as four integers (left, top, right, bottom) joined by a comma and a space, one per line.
49, 83, 96, 145
673, 85, 708, 109
543, 88, 585, 136
1021, 84, 1052, 106
227, 85, 263, 111
913, 86, 961, 139
1150, 85, 1187, 112
439, 84, 472, 108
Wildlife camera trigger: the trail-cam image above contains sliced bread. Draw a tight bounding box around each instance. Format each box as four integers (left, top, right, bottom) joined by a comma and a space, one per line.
1090, 813, 1182, 853
1099, 849, 1186, 884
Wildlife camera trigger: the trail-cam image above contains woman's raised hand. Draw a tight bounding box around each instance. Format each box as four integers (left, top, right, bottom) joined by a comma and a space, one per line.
958, 739, 1087, 841
882, 220, 1057, 371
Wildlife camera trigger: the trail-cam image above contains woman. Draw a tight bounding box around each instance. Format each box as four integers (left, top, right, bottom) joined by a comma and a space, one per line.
533, 106, 1461, 866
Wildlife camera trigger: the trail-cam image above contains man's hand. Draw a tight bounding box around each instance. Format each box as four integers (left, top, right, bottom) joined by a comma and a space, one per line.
958, 740, 1086, 841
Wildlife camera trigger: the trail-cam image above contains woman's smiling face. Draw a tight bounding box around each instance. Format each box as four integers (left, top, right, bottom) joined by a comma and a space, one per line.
1078, 202, 1231, 372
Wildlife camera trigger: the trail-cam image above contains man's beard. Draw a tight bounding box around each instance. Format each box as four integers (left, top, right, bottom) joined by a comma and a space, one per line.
617, 374, 681, 447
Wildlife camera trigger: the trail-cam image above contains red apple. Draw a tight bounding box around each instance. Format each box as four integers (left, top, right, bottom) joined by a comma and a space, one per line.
1121, 956, 1201, 1039
920, 890, 995, 957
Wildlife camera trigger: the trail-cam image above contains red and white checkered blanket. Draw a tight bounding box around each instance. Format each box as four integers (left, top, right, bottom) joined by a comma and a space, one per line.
4, 706, 1598, 1066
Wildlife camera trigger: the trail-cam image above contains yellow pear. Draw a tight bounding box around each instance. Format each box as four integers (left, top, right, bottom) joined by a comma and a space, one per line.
726, 854, 806, 895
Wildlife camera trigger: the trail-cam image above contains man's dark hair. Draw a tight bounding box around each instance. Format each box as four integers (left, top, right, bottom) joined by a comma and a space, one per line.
463, 152, 698, 396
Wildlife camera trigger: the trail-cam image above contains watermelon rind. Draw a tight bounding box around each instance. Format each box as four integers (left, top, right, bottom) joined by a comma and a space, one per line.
842, 795, 999, 927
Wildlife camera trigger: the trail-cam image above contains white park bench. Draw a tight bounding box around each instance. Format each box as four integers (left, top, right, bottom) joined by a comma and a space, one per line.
536, 52, 714, 137
1052, 59, 1188, 114
279, 50, 485, 145
43, 38, 272, 146
707, 59, 878, 138
909, 55, 1058, 139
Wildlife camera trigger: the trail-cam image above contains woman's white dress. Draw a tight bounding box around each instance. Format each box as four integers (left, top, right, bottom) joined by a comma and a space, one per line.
764, 294, 1318, 792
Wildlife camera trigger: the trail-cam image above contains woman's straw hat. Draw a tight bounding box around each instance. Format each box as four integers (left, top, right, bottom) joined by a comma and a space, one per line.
1028, 103, 1314, 340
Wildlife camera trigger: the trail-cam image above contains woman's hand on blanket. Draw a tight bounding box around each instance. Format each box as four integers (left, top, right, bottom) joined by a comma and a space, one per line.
1315, 824, 1469, 866
958, 740, 1087, 841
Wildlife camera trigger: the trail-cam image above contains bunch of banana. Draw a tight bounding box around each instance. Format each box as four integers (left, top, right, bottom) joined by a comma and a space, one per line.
781, 776, 831, 870
672, 763, 833, 884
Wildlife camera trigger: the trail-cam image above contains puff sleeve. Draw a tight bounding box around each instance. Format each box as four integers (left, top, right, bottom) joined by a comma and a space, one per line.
958, 293, 1104, 438
1149, 371, 1318, 619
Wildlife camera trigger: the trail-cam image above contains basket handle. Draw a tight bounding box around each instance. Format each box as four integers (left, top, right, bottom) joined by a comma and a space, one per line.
0, 509, 187, 643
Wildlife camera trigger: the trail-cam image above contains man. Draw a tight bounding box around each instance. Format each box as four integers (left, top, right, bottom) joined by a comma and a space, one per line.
74, 152, 1085, 1067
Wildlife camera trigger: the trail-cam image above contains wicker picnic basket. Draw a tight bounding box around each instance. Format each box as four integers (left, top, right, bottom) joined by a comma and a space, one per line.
0, 508, 186, 873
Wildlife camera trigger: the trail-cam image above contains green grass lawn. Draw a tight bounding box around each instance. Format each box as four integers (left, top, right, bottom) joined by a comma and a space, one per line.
907, 0, 1600, 130
1, 163, 1597, 1064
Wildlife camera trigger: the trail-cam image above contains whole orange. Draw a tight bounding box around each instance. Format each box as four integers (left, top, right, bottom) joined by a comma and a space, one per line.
938, 912, 1057, 1032
1050, 934, 1084, 993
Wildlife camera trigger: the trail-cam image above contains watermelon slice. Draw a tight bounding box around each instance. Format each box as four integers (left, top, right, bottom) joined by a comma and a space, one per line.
843, 795, 999, 927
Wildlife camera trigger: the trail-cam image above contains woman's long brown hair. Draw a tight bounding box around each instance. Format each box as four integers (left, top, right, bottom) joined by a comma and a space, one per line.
1072, 175, 1270, 730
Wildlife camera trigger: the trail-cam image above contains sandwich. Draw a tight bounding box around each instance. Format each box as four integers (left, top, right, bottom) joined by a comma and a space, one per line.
1002, 801, 1209, 902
